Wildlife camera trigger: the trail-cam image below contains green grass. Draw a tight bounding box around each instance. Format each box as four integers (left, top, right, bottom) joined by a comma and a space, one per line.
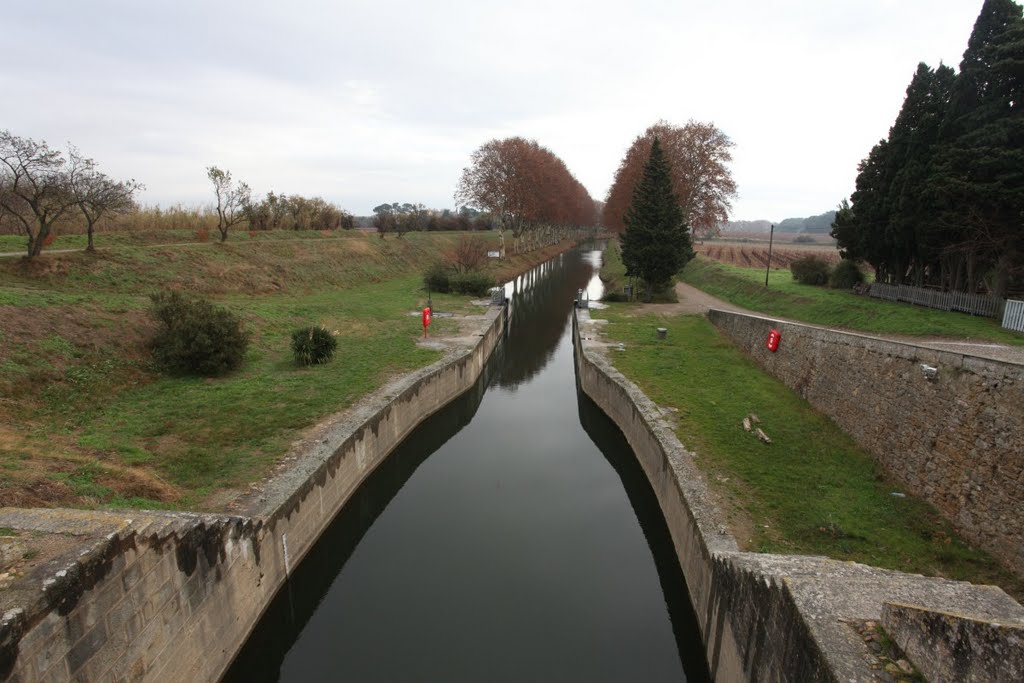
68, 276, 466, 506
0, 230, 537, 510
599, 307, 1022, 595
681, 257, 1024, 344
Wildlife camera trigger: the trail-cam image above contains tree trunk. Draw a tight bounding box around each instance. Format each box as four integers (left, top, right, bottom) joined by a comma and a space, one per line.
86, 218, 96, 252
29, 224, 49, 258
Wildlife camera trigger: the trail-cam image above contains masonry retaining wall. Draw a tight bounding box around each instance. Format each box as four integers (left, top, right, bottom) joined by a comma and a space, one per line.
706, 308, 1024, 577
0, 304, 506, 683
573, 309, 1024, 682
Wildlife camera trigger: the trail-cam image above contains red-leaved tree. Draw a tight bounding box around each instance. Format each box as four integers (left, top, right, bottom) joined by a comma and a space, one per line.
603, 120, 737, 240
455, 137, 597, 256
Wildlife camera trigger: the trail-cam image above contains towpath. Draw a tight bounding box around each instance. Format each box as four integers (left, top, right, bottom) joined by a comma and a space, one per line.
641, 281, 1024, 366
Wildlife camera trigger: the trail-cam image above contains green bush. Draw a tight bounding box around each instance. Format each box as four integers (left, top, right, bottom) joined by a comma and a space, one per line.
291, 326, 338, 366
449, 272, 496, 296
423, 263, 451, 293
829, 259, 866, 289
149, 292, 249, 376
790, 255, 832, 286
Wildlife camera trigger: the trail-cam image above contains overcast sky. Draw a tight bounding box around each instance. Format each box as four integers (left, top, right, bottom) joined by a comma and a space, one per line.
3, 0, 983, 221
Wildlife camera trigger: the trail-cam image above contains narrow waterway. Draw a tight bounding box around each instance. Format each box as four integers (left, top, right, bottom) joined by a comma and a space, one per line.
224, 247, 709, 682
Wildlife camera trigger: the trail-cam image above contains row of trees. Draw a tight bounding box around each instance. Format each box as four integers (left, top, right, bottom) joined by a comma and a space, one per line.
454, 137, 598, 256
832, 0, 1024, 296
603, 120, 737, 241
247, 191, 355, 232
371, 203, 492, 237
0, 130, 142, 257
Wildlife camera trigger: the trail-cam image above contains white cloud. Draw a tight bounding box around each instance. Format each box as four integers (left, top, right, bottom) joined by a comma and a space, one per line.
3, 0, 984, 219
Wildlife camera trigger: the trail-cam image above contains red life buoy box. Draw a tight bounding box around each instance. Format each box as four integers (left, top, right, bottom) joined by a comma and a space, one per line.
766, 328, 781, 352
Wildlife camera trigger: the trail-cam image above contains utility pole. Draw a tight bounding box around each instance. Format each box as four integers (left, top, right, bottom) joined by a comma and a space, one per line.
765, 224, 775, 287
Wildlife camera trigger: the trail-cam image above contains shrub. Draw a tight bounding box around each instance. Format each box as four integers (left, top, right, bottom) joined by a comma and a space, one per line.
829, 259, 866, 289
149, 292, 249, 376
450, 272, 496, 296
793, 234, 816, 244
790, 255, 832, 285
291, 326, 338, 366
447, 235, 489, 273
195, 227, 210, 243
423, 263, 451, 293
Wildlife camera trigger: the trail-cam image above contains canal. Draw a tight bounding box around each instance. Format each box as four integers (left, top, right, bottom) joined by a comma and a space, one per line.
224, 246, 709, 682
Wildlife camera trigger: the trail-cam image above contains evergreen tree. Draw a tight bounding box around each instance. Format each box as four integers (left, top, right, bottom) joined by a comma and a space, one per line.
886, 62, 956, 284
831, 138, 892, 277
926, 0, 1024, 294
621, 138, 693, 300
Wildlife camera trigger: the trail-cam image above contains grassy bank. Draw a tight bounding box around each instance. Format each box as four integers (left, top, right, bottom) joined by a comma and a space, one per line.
681, 257, 1023, 344
0, 231, 567, 510
598, 307, 1022, 597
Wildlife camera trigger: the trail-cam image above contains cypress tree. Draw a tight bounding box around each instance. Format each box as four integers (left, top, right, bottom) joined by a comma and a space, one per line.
927, 0, 1024, 294
886, 63, 956, 285
831, 138, 892, 279
620, 139, 694, 300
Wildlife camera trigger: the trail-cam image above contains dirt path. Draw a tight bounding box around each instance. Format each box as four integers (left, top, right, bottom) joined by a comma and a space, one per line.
647, 281, 1024, 366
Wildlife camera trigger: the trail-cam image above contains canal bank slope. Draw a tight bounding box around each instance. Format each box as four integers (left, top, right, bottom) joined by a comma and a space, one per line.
0, 299, 507, 682
573, 308, 1024, 682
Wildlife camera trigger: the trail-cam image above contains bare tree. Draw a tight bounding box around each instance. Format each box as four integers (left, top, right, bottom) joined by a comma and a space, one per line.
68, 148, 143, 251
0, 130, 79, 258
207, 166, 251, 242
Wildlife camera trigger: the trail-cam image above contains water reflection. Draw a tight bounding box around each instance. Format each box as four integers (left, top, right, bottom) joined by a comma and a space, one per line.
575, 387, 709, 682
223, 362, 492, 682
223, 246, 706, 683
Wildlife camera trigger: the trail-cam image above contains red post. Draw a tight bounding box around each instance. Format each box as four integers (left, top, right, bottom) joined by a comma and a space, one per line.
422, 306, 432, 338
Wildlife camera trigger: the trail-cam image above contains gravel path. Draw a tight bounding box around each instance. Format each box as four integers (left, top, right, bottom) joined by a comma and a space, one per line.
660, 281, 1024, 366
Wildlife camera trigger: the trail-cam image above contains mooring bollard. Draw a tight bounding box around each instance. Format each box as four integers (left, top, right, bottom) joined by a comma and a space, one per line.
656, 327, 667, 339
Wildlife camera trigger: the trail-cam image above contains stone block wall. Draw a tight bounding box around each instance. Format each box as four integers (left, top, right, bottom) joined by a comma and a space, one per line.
706, 309, 1024, 577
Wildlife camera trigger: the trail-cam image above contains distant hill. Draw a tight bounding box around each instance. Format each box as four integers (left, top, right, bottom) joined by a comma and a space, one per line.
721, 219, 772, 233
721, 210, 836, 234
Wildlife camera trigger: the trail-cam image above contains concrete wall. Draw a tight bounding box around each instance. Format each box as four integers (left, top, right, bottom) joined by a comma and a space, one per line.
573, 309, 1024, 682
706, 309, 1024, 577
0, 304, 507, 683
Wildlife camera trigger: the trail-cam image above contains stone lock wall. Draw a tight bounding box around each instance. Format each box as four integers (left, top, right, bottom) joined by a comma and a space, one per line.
0, 305, 507, 683
573, 309, 1024, 682
707, 309, 1024, 577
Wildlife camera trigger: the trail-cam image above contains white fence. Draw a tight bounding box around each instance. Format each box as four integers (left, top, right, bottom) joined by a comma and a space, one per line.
865, 282, 1006, 318
1004, 299, 1024, 332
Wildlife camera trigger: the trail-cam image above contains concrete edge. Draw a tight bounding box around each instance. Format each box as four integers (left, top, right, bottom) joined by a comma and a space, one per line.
0, 303, 509, 681
882, 601, 1024, 682
239, 306, 504, 520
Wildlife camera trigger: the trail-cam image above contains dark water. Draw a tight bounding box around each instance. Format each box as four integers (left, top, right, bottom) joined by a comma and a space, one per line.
224, 248, 709, 682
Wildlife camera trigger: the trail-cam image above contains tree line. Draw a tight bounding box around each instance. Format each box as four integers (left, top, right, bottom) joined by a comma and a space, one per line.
454, 137, 599, 256
371, 203, 492, 238
832, 0, 1024, 296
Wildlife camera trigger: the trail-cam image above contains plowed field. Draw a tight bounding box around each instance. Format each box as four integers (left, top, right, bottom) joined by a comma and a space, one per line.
697, 242, 840, 269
